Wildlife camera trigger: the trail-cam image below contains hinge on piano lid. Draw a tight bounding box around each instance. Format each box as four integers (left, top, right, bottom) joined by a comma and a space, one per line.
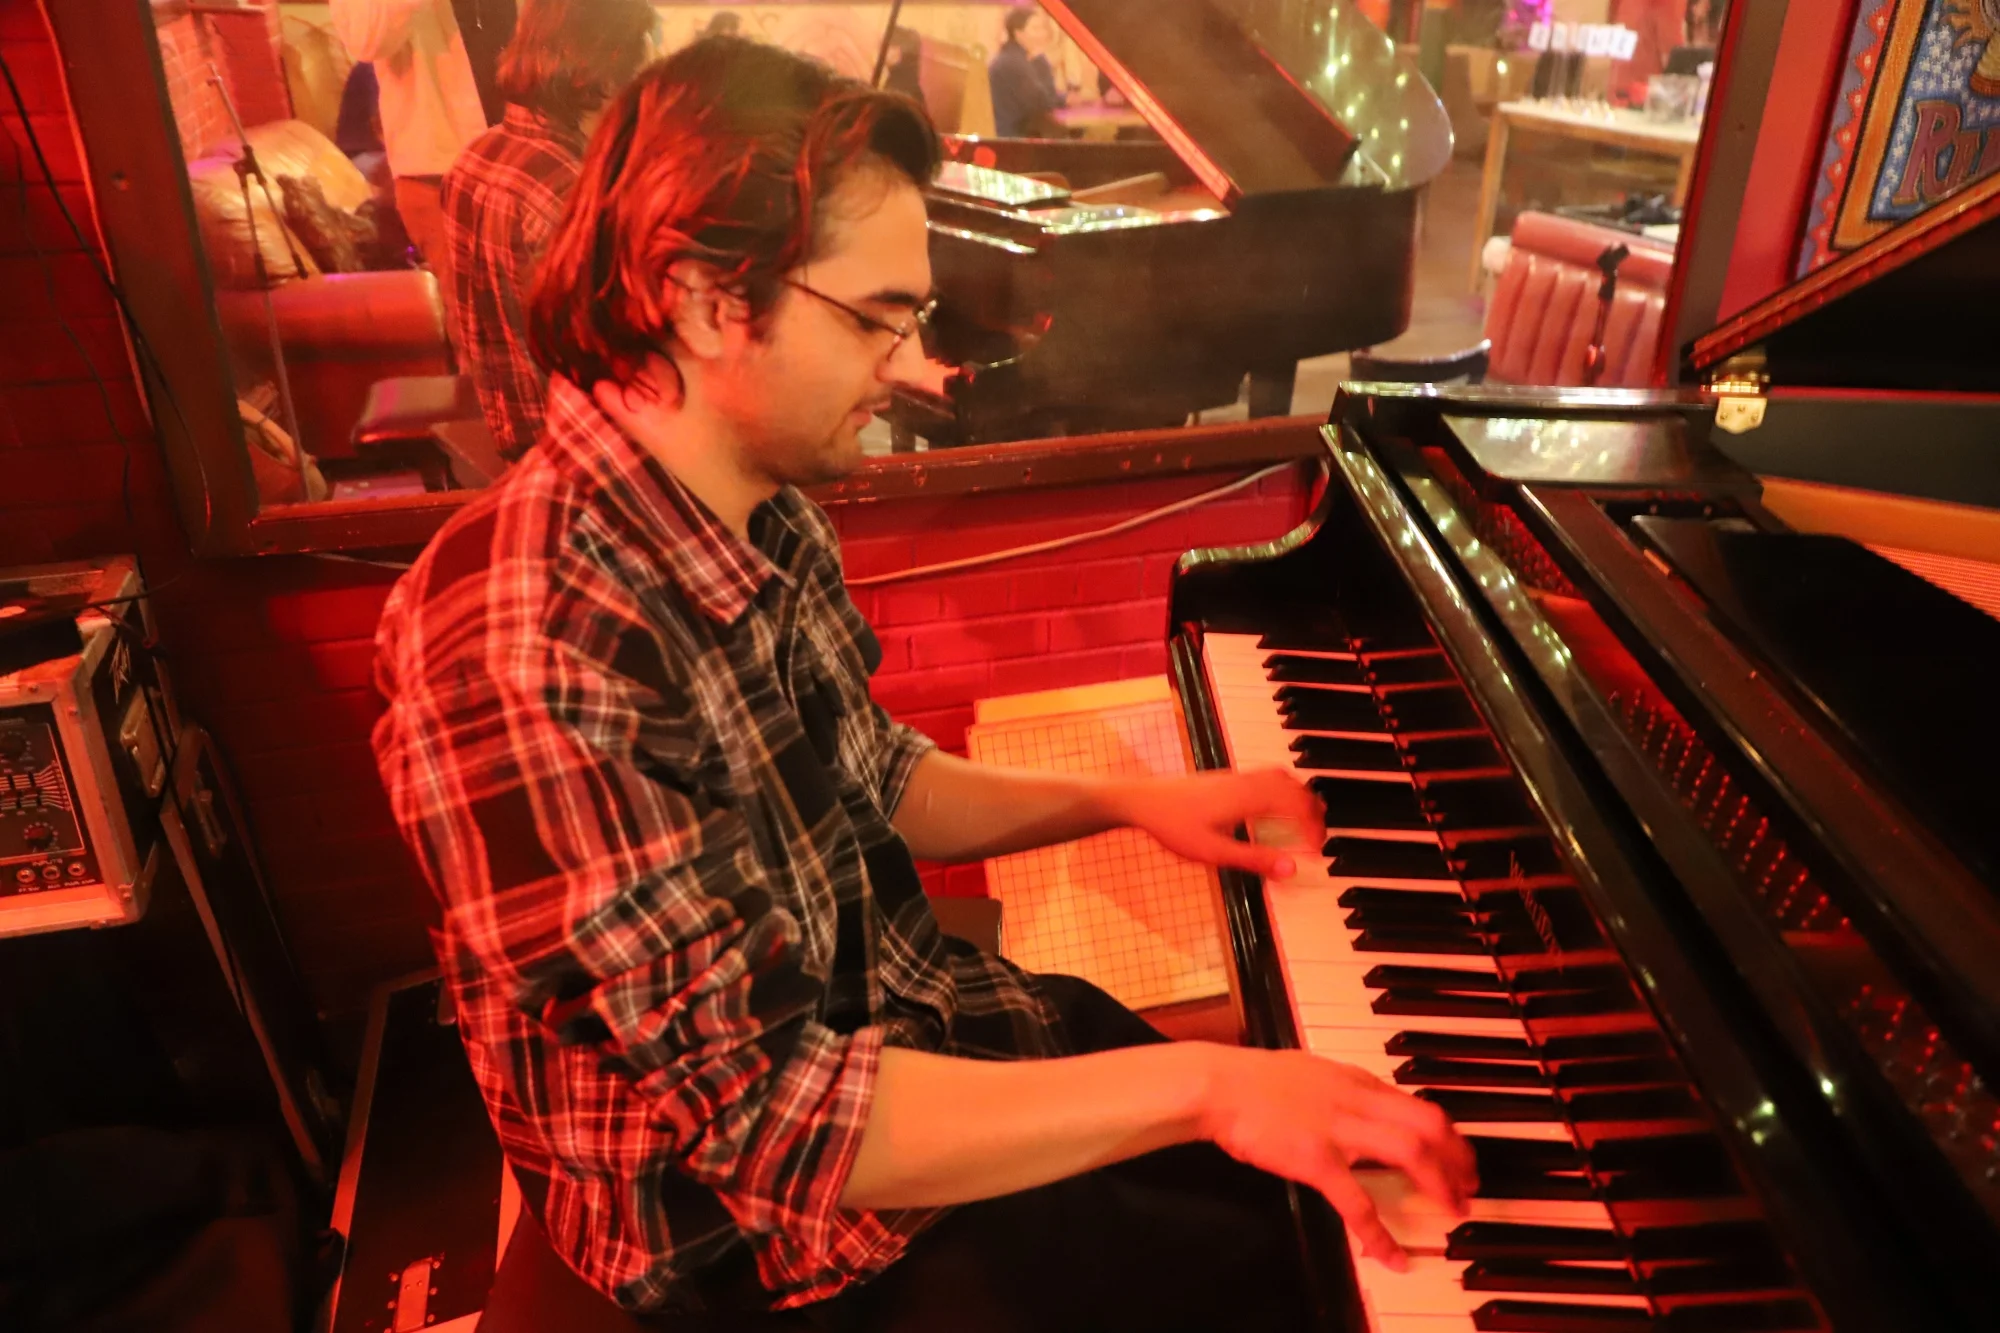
1704, 352, 1770, 435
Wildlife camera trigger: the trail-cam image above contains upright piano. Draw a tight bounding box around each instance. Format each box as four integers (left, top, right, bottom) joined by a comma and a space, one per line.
1166, 164, 2000, 1329
903, 0, 1452, 445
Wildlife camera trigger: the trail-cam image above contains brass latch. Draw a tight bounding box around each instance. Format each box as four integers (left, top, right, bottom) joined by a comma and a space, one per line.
1706, 354, 1769, 435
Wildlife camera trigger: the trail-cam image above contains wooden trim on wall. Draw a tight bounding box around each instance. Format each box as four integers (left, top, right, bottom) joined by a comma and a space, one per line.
1658, 0, 1791, 384
45, 0, 260, 557
811, 415, 1327, 506
247, 415, 1328, 555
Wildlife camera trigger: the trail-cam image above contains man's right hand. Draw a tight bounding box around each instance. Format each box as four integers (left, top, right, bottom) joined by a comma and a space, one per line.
1197, 1046, 1478, 1270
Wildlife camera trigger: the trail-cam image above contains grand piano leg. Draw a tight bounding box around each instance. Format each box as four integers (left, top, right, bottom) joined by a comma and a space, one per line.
1247, 364, 1298, 418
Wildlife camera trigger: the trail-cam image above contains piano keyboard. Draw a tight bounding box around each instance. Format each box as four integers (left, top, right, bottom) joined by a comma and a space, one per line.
1199, 632, 1819, 1333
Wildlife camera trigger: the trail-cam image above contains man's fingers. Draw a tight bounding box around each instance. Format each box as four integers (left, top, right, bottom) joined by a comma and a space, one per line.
1336, 1115, 1469, 1217
1195, 833, 1298, 880
1251, 768, 1324, 828
1312, 1158, 1409, 1271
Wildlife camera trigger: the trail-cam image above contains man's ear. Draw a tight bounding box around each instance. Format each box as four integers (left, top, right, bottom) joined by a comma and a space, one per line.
666, 258, 751, 363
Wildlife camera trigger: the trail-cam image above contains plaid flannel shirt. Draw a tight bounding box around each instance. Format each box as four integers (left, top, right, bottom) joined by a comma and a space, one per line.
371, 378, 1068, 1312
439, 105, 584, 460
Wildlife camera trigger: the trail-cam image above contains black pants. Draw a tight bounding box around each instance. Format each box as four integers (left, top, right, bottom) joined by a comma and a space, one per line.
486, 977, 1322, 1333
746, 975, 1317, 1333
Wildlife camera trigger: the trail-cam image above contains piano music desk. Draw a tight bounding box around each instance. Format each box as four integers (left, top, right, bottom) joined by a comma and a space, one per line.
1470, 100, 1703, 290
1050, 100, 1152, 140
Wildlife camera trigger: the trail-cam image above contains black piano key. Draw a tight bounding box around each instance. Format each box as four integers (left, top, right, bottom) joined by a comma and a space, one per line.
1425, 778, 1538, 831
1312, 776, 1429, 830
1471, 1136, 1587, 1173
1606, 1173, 1739, 1202
1645, 1258, 1792, 1296
1590, 1134, 1727, 1174
1454, 837, 1567, 880
1338, 886, 1466, 911
1289, 735, 1403, 772
1277, 686, 1385, 733
1509, 964, 1632, 994
1566, 1087, 1701, 1121
1343, 906, 1476, 933
1263, 653, 1366, 686
1385, 1031, 1536, 1059
1257, 624, 1348, 652
1405, 734, 1506, 773
1657, 1299, 1819, 1332
1380, 686, 1483, 733
1628, 1222, 1779, 1263
1363, 651, 1456, 686
1354, 930, 1489, 955
1363, 964, 1508, 993
1475, 1176, 1601, 1201
1396, 1057, 1551, 1088
1374, 991, 1517, 1020
1599, 1150, 1740, 1201
1474, 1299, 1652, 1331
1463, 1259, 1640, 1297
1419, 1088, 1564, 1122
1541, 1032, 1668, 1061
1522, 988, 1641, 1019
1553, 1058, 1683, 1089
1448, 1222, 1625, 1262
1326, 837, 1453, 878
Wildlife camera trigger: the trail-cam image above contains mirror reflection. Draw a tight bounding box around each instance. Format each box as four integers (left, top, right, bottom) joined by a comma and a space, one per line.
139, 0, 1723, 513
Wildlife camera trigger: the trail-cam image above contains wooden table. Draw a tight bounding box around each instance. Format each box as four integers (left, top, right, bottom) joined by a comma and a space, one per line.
1469, 100, 1703, 290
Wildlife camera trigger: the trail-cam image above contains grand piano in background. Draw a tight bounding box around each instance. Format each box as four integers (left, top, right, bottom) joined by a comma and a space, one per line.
1163, 155, 2000, 1328
899, 0, 1452, 446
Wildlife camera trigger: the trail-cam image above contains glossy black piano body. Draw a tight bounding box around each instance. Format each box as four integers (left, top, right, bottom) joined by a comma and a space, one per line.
902, 0, 1452, 445
1166, 384, 2000, 1331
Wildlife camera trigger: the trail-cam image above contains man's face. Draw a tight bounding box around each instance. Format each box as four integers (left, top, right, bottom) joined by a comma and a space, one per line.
1021, 12, 1054, 54
707, 170, 933, 488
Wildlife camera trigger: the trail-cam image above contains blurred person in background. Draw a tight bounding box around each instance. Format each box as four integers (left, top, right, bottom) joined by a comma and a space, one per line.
440, 0, 659, 462
330, 0, 516, 303
989, 6, 1066, 137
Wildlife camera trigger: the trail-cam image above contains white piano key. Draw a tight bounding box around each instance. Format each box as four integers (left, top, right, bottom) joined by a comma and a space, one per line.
1353, 1257, 1648, 1319
1357, 1169, 1614, 1252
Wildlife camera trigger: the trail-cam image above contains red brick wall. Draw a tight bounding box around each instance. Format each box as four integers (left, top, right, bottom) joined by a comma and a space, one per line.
835, 466, 1314, 901
154, 4, 289, 163
0, 0, 1316, 1014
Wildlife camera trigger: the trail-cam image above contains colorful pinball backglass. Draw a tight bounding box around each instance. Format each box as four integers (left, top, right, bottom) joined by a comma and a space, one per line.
1798, 0, 2000, 275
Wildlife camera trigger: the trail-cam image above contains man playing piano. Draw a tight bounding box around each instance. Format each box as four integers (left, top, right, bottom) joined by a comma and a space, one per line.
371, 36, 1474, 1330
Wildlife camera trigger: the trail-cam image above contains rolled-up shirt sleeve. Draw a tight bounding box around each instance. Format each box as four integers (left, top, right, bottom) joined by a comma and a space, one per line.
377, 592, 891, 1301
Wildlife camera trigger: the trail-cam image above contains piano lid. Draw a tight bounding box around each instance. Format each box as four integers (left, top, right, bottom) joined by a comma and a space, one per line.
1689, 168, 2000, 393
1036, 0, 1449, 208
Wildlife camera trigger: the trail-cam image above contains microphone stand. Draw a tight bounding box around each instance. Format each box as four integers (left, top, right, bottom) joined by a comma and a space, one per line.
207, 60, 305, 470
871, 0, 907, 87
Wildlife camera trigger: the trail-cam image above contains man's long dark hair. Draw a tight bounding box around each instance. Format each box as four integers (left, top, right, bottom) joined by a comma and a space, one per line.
496, 0, 659, 128
530, 37, 941, 393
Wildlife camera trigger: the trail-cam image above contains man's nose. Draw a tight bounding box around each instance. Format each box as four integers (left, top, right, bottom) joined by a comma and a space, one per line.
878, 330, 931, 389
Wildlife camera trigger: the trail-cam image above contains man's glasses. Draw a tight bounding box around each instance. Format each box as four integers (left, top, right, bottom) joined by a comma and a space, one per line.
782, 277, 936, 358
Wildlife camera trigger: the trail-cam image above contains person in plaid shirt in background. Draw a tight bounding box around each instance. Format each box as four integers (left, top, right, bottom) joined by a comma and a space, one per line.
373, 36, 1473, 1330
440, 0, 658, 461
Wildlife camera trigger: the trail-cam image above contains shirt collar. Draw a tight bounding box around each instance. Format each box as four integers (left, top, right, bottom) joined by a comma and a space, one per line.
500, 103, 588, 156
543, 376, 787, 625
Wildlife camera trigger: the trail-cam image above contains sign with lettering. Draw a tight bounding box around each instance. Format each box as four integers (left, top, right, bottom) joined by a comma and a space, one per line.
1799, 0, 2000, 275
1526, 22, 1638, 62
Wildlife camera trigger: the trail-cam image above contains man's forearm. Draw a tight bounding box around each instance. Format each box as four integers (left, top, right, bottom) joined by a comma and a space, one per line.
839, 1043, 1214, 1210
891, 750, 1133, 861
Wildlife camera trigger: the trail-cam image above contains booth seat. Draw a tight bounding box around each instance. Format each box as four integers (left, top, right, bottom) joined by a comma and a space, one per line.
1354, 212, 1674, 391
189, 119, 452, 464
1484, 212, 1674, 388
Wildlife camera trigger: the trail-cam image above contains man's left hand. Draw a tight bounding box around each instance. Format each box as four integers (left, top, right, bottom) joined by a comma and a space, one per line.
1111, 770, 1324, 879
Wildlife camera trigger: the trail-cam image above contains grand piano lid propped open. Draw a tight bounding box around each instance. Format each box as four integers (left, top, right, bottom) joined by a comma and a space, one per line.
904, 0, 1452, 446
